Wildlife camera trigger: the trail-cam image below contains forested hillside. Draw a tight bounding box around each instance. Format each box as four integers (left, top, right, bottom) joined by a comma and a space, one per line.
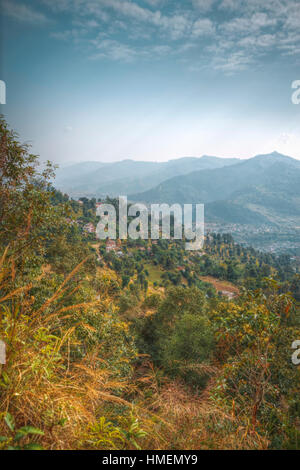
131, 152, 300, 226
0, 119, 299, 450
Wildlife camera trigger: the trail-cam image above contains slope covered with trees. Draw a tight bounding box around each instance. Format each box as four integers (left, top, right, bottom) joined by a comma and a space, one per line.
0, 118, 299, 450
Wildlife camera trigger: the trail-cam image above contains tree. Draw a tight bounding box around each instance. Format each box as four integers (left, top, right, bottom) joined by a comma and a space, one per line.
212, 288, 300, 446
0, 118, 93, 281
161, 313, 214, 388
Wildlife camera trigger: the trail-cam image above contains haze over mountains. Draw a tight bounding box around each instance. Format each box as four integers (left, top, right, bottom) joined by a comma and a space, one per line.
54, 156, 239, 198
54, 152, 300, 228
131, 152, 300, 226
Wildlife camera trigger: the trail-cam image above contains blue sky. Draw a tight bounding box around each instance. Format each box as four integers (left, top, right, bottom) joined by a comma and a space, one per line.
1, 0, 300, 163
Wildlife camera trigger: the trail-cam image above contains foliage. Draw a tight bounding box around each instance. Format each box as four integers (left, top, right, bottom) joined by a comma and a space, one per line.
211, 288, 300, 447
0, 412, 44, 450
1, 118, 299, 450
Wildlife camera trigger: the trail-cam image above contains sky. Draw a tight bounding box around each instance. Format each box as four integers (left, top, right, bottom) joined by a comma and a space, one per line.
1, 0, 300, 164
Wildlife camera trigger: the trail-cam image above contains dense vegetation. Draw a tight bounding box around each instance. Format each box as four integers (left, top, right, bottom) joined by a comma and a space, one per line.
54, 152, 300, 255
0, 118, 299, 450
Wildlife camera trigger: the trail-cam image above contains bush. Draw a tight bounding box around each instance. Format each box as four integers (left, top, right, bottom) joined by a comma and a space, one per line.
161, 313, 214, 388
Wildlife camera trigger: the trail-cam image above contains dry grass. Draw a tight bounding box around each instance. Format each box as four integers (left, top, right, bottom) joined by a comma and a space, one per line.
144, 377, 269, 450
0, 252, 134, 449
0, 249, 268, 451
130, 360, 268, 450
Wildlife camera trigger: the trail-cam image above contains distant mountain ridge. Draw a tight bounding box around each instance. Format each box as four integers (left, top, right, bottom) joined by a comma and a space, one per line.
54, 155, 240, 197
130, 152, 300, 226
54, 151, 300, 227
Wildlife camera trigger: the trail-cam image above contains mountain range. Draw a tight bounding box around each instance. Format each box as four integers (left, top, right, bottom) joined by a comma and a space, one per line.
130, 152, 300, 226
54, 152, 300, 227
54, 156, 239, 198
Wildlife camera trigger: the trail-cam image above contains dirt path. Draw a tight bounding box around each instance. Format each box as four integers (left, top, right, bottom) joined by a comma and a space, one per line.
199, 276, 239, 298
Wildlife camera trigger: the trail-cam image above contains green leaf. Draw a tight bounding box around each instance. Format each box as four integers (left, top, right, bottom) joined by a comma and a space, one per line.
0, 436, 8, 442
1, 372, 10, 385
57, 418, 67, 427
23, 443, 44, 450
4, 413, 15, 432
14, 426, 44, 442
17, 426, 44, 436
3, 419, 43, 443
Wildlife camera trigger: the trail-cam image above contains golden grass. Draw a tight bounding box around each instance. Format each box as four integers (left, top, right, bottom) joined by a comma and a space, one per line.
0, 249, 268, 450
0, 251, 133, 449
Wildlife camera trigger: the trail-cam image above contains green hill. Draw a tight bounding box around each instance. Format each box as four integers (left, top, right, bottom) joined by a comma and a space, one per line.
130, 152, 300, 225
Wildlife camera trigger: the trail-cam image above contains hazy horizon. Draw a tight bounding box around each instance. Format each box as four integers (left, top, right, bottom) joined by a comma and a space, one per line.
56, 150, 297, 168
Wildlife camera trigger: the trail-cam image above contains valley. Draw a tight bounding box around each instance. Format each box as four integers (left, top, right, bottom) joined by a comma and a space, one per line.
55, 152, 300, 254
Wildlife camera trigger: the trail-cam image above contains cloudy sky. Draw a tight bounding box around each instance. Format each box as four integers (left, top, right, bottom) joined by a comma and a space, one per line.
1, 0, 300, 163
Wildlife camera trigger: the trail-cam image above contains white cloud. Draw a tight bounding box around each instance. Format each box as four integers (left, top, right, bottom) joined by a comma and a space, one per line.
90, 38, 137, 62
40, 0, 300, 72
192, 18, 215, 37
151, 44, 172, 55
106, 0, 155, 22
2, 0, 49, 24
192, 0, 217, 13
222, 13, 277, 36
143, 0, 163, 6
44, 0, 192, 40
90, 38, 175, 62
238, 34, 277, 49
285, 10, 300, 30
105, 2, 191, 40
158, 14, 191, 40
176, 42, 197, 53
212, 51, 254, 73
219, 0, 242, 10
251, 12, 277, 28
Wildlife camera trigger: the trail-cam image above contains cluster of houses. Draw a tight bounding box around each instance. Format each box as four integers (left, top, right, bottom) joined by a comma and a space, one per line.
104, 240, 158, 257
83, 222, 96, 234
81, 202, 103, 235
71, 204, 162, 256
106, 239, 117, 252
105, 239, 123, 257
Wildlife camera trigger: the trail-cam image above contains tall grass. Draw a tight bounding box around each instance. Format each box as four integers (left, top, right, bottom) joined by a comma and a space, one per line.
0, 250, 137, 449
0, 248, 269, 450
